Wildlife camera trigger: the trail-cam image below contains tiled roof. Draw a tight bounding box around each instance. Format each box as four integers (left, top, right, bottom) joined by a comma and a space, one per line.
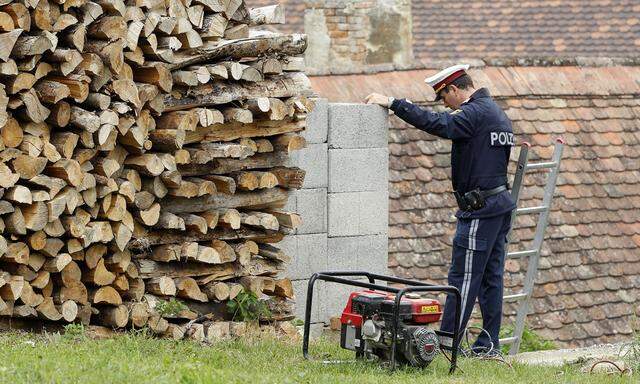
414, 0, 640, 60
310, 66, 640, 347
247, 1, 640, 60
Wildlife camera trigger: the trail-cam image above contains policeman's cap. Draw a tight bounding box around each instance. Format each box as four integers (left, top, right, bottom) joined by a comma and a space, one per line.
425, 64, 470, 101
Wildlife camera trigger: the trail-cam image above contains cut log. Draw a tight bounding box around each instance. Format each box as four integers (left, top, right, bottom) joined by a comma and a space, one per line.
0, 275, 24, 300
174, 277, 208, 302
83, 259, 116, 286
273, 279, 294, 299
59, 261, 82, 287
258, 244, 291, 263
43, 253, 72, 273
146, 276, 176, 296
36, 297, 63, 321
0, 29, 22, 62
241, 211, 279, 231
161, 188, 288, 214
89, 286, 122, 306
46, 159, 84, 187
5, 242, 29, 264
97, 304, 129, 328
273, 134, 306, 153
57, 300, 78, 322
31, 271, 49, 289
171, 34, 307, 69
269, 167, 305, 189
249, 5, 285, 25
54, 282, 89, 305
268, 211, 303, 230
19, 282, 44, 307
155, 212, 185, 230
202, 281, 229, 301
179, 213, 208, 234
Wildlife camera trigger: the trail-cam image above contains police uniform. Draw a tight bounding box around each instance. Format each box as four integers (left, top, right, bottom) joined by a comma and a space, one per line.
388, 64, 516, 351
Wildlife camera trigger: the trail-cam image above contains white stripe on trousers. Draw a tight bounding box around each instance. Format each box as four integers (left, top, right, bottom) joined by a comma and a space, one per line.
459, 218, 479, 327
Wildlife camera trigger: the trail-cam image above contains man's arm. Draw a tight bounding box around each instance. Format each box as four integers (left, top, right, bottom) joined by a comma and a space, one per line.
390, 98, 475, 140
364, 92, 476, 140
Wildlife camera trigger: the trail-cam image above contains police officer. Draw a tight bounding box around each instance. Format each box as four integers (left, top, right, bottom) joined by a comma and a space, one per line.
365, 64, 515, 353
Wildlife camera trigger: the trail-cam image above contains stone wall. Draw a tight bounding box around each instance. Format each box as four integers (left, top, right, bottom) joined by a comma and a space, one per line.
304, 0, 414, 75
282, 100, 390, 324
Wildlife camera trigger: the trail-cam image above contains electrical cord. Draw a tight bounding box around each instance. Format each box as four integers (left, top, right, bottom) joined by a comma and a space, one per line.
589, 360, 632, 376
443, 325, 513, 369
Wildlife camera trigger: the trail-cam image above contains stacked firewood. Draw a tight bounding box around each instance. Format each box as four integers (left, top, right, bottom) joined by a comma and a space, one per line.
0, 0, 310, 340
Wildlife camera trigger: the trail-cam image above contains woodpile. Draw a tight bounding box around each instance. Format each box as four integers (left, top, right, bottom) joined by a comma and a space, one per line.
0, 0, 309, 341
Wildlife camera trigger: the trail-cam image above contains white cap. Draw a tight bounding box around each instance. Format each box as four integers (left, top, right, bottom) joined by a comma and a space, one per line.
424, 64, 470, 99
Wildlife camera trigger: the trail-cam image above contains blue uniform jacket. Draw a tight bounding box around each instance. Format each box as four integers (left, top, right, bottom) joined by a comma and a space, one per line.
390, 88, 516, 219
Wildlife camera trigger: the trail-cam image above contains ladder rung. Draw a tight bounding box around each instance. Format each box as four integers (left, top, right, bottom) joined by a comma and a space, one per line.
499, 336, 518, 345
525, 161, 557, 170
516, 206, 548, 215
507, 249, 537, 259
503, 292, 527, 302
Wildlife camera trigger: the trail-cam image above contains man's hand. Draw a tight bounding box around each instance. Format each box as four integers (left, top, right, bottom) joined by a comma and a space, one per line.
365, 93, 393, 108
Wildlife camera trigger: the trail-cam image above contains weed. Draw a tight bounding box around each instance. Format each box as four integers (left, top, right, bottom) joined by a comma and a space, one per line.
499, 323, 556, 354
62, 323, 86, 341
226, 289, 271, 321
620, 316, 640, 373
155, 298, 188, 317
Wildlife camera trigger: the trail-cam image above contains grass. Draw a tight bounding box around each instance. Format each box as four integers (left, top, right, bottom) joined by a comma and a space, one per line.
0, 329, 636, 384
498, 324, 557, 354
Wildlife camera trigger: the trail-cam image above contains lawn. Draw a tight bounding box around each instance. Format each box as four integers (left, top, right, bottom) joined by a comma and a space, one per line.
0, 329, 636, 384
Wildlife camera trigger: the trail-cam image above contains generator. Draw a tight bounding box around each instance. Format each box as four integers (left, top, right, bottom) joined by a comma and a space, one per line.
302, 271, 461, 373
340, 290, 442, 367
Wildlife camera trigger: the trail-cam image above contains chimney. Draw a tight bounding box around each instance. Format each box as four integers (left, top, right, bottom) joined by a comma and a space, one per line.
304, 0, 413, 75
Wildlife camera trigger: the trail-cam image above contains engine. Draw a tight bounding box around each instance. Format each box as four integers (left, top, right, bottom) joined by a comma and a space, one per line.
339, 290, 442, 367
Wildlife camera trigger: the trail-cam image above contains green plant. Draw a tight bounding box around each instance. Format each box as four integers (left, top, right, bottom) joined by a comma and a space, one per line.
155, 298, 188, 317
226, 289, 271, 321
620, 316, 640, 372
62, 323, 85, 340
499, 324, 556, 354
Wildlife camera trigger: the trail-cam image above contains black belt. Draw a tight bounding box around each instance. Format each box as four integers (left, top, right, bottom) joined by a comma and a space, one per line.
478, 185, 508, 198
454, 185, 508, 211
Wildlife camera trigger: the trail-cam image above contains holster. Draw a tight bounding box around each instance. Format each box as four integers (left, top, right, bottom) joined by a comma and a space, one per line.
454, 189, 486, 212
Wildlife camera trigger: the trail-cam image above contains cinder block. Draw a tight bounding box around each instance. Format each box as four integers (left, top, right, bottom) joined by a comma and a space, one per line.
328, 103, 388, 149
288, 143, 328, 189
327, 235, 389, 276
328, 148, 388, 192
303, 98, 328, 144
358, 190, 389, 235
328, 192, 389, 237
327, 236, 361, 271
323, 279, 367, 318
328, 193, 360, 237
283, 189, 297, 212
292, 279, 325, 323
357, 234, 389, 276
277, 235, 297, 261
296, 188, 327, 234
286, 234, 328, 280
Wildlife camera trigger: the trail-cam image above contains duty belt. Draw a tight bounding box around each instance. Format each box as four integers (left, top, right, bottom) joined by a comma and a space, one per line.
454, 185, 508, 212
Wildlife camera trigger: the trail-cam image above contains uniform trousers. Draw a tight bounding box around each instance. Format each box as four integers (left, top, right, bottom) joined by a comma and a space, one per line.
440, 211, 512, 350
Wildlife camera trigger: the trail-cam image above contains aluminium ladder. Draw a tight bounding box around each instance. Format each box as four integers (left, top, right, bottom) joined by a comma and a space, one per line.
499, 138, 565, 355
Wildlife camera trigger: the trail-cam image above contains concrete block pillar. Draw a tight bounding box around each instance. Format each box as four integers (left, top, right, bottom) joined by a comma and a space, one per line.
324, 103, 389, 319
286, 100, 389, 324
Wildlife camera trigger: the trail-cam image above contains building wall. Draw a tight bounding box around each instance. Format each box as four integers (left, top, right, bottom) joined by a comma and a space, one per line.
282, 100, 390, 324
304, 0, 413, 75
